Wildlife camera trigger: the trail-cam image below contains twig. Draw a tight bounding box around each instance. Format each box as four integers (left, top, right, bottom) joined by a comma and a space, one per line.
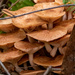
0, 0, 20, 17
0, 60, 11, 75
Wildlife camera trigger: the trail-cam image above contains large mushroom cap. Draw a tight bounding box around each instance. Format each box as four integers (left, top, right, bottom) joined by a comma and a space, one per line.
14, 41, 44, 53
0, 47, 26, 63
34, 2, 65, 22
20, 70, 45, 75
27, 26, 67, 42
33, 55, 64, 66
3, 7, 47, 29
0, 19, 18, 32
0, 29, 26, 47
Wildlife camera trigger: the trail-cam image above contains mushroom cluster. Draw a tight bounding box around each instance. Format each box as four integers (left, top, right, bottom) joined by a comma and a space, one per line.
0, 0, 75, 75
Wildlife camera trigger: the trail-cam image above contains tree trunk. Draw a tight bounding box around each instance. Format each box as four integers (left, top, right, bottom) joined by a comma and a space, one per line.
62, 25, 75, 75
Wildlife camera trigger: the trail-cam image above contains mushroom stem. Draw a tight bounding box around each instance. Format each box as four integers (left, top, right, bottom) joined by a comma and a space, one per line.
62, 12, 67, 21
14, 63, 23, 73
28, 36, 35, 43
47, 22, 53, 30
24, 63, 28, 70
45, 42, 52, 53
68, 11, 72, 20
29, 53, 40, 70
50, 46, 57, 57
59, 46, 66, 55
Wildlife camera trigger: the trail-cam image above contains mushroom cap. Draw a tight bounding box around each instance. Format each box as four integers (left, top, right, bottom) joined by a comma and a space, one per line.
14, 41, 44, 53
50, 34, 70, 47
55, 19, 75, 33
0, 47, 26, 63
0, 19, 18, 32
18, 54, 29, 65
34, 0, 54, 3
55, 0, 63, 4
3, 7, 47, 29
34, 2, 65, 22
20, 70, 45, 75
33, 55, 64, 66
27, 25, 67, 42
0, 29, 26, 46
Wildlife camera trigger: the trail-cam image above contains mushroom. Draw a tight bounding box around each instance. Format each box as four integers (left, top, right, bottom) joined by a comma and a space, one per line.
0, 29, 26, 50
27, 25, 67, 54
55, 0, 63, 5
18, 54, 29, 70
0, 19, 18, 32
34, 0, 54, 3
20, 70, 45, 75
34, 2, 65, 29
56, 19, 75, 33
0, 47, 26, 72
14, 41, 44, 69
33, 54, 64, 67
3, 7, 47, 43
49, 34, 70, 57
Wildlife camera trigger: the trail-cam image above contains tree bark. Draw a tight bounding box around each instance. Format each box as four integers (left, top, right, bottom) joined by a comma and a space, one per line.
62, 25, 75, 75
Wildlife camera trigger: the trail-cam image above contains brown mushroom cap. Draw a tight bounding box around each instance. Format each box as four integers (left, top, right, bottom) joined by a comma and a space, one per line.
34, 2, 65, 22
18, 54, 29, 65
0, 29, 26, 47
50, 34, 70, 47
3, 7, 47, 29
27, 25, 67, 42
14, 41, 44, 53
34, 0, 54, 3
33, 55, 64, 66
20, 70, 45, 75
0, 19, 18, 32
55, 0, 63, 4
55, 19, 75, 33
0, 47, 26, 63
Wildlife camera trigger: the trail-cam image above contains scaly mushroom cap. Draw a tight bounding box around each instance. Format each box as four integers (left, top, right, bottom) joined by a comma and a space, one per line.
3, 7, 47, 29
0, 47, 26, 63
0, 29, 26, 47
33, 55, 64, 66
27, 25, 67, 42
0, 19, 18, 32
34, 2, 65, 22
18, 54, 29, 65
20, 70, 45, 75
14, 41, 44, 53
56, 19, 75, 33
50, 34, 70, 47
34, 0, 54, 3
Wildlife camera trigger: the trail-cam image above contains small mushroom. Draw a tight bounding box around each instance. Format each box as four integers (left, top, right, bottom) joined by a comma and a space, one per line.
56, 19, 75, 33
33, 54, 64, 67
0, 47, 26, 73
50, 34, 70, 57
0, 19, 18, 32
14, 41, 44, 69
18, 54, 29, 66
34, 0, 54, 3
0, 29, 26, 50
34, 2, 65, 29
20, 70, 45, 75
